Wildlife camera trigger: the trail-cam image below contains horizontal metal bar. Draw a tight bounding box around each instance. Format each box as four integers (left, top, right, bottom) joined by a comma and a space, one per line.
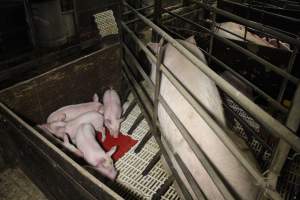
159, 63, 265, 184
123, 3, 300, 152
163, 8, 299, 84
122, 4, 154, 16
192, 0, 300, 46
174, 153, 207, 200
159, 96, 236, 199
163, 23, 288, 113
223, 0, 300, 22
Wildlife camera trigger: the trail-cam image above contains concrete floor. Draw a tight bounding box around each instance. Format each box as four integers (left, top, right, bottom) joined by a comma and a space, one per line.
0, 167, 47, 200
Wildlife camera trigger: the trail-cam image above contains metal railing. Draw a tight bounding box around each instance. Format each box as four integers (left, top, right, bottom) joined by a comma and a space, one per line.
120, 0, 300, 199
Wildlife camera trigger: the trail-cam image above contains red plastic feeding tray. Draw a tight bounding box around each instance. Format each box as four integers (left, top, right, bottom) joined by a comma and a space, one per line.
96, 128, 137, 161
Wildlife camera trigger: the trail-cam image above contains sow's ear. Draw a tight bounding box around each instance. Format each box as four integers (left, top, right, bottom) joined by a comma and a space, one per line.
148, 42, 160, 54
185, 35, 196, 45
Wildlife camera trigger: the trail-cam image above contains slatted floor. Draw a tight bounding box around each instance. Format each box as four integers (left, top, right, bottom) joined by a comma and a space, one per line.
115, 95, 180, 200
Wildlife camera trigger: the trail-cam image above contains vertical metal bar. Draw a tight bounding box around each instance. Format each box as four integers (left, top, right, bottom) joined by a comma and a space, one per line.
152, 38, 165, 138
121, 66, 193, 200
24, 0, 36, 47
267, 83, 300, 190
72, 0, 80, 42
277, 46, 299, 102
152, 0, 162, 42
208, 9, 216, 64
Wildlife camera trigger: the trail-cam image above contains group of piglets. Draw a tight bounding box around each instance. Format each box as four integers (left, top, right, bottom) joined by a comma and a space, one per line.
39, 88, 123, 180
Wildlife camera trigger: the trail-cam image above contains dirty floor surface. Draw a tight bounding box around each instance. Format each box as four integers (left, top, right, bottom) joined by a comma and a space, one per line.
0, 167, 47, 200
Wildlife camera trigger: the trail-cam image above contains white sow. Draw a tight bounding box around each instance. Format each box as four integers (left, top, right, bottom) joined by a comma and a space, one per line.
147, 36, 259, 200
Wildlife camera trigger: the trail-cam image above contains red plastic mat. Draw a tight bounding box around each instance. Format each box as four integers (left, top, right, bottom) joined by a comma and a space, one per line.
97, 128, 138, 161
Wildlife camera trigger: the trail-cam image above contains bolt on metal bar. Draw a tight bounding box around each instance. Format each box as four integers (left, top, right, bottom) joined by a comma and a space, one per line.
192, 0, 300, 47
163, 7, 299, 85
159, 96, 235, 199
123, 2, 300, 153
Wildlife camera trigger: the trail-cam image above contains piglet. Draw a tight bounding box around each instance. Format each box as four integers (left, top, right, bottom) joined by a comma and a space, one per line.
47, 94, 103, 123
63, 123, 117, 180
57, 111, 106, 142
103, 89, 123, 137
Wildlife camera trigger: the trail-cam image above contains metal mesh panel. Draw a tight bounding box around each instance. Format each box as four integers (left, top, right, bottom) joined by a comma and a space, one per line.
223, 94, 274, 170
277, 155, 300, 200
116, 98, 180, 199
94, 10, 119, 37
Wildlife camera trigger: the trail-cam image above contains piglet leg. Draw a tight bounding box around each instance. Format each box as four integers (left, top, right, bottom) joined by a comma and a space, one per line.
63, 134, 83, 157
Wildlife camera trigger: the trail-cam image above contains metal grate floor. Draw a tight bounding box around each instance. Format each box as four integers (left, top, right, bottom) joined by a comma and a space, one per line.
116, 97, 180, 200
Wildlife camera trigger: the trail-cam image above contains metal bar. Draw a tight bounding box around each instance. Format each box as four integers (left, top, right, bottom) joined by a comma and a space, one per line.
151, 176, 174, 200
192, 0, 300, 46
122, 62, 194, 200
142, 151, 161, 176
223, 0, 300, 22
162, 23, 287, 113
163, 8, 299, 84
267, 84, 300, 189
122, 43, 154, 90
122, 4, 154, 16
208, 10, 216, 64
162, 26, 185, 39
277, 47, 299, 102
159, 96, 235, 199
123, 4, 300, 152
152, 38, 165, 139
174, 154, 207, 200
222, 96, 273, 151
134, 130, 152, 153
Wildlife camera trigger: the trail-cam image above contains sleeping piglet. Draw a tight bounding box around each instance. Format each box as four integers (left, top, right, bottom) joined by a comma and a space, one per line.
57, 111, 106, 142
47, 93, 103, 123
103, 89, 123, 137
63, 123, 117, 180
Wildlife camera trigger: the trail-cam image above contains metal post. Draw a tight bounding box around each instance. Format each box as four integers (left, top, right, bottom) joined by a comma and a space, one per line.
152, 0, 162, 42
277, 46, 299, 102
208, 9, 216, 64
267, 83, 300, 190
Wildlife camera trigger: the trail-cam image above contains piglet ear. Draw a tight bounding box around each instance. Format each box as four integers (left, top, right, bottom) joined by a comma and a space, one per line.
93, 93, 99, 102
148, 42, 160, 53
107, 146, 117, 157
